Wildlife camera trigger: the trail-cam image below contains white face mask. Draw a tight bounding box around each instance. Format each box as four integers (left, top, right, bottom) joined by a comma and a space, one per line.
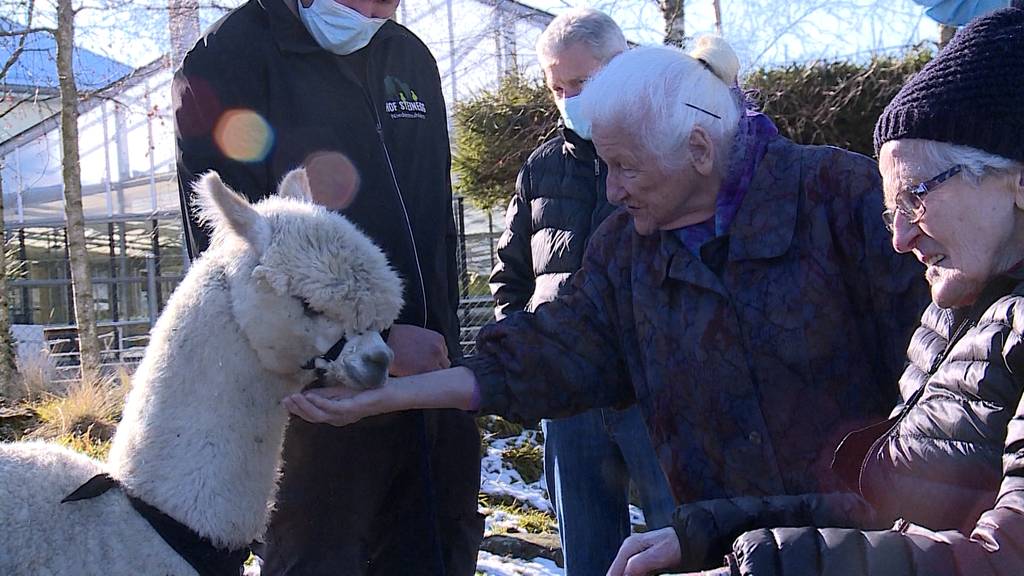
298, 0, 387, 56
556, 94, 591, 141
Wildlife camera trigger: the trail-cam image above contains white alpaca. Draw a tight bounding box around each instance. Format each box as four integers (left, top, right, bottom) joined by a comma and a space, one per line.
0, 169, 403, 575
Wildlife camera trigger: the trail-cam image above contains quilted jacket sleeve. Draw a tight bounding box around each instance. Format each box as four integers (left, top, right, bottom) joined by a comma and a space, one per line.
671, 493, 881, 572
489, 164, 536, 321
723, 338, 1024, 576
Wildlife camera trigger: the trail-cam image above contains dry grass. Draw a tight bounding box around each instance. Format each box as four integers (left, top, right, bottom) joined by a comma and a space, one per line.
29, 368, 130, 446
54, 429, 113, 461
0, 348, 58, 403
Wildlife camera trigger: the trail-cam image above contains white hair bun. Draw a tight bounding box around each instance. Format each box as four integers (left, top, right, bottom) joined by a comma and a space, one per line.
688, 36, 740, 85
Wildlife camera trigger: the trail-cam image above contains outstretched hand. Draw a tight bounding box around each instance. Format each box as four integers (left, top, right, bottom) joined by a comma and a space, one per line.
607, 527, 682, 576
283, 383, 393, 427
283, 366, 479, 427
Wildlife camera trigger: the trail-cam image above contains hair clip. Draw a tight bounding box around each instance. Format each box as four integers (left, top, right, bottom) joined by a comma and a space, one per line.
685, 102, 722, 120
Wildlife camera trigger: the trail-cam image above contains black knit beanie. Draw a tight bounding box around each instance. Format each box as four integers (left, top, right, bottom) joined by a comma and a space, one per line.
873, 6, 1024, 162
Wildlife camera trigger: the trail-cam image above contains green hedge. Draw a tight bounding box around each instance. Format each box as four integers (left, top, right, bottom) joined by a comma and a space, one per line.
452, 74, 558, 212
745, 48, 933, 157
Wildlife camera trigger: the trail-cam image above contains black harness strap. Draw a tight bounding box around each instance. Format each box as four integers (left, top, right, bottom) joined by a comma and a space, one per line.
63, 474, 250, 576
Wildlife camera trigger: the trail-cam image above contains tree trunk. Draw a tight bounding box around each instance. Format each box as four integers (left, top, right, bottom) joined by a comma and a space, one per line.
168, 0, 200, 67
939, 24, 956, 49
713, 0, 723, 35
55, 0, 102, 381
659, 0, 685, 47
0, 171, 17, 389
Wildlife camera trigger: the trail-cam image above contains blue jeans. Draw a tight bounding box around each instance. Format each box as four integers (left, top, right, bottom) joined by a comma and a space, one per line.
543, 405, 676, 576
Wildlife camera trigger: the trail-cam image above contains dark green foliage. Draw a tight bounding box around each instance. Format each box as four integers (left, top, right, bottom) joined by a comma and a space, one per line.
745, 48, 933, 157
452, 74, 558, 212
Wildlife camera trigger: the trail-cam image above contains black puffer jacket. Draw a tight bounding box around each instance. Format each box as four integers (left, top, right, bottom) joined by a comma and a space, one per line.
489, 127, 616, 318
672, 274, 1024, 575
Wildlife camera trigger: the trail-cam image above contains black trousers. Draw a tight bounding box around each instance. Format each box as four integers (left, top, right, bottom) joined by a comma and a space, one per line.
260, 409, 484, 576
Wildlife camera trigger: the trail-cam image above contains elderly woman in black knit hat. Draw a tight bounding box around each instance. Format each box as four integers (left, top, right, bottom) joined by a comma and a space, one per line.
604, 6, 1024, 576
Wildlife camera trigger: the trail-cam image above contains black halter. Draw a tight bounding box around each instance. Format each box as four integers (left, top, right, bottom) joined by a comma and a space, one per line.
300, 328, 389, 385
62, 474, 251, 576
300, 335, 349, 376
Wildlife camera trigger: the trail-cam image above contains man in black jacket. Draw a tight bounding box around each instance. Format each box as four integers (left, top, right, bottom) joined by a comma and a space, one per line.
489, 9, 675, 575
173, 0, 482, 573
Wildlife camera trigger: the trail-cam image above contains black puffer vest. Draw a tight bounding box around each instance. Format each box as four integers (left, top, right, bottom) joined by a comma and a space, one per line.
858, 275, 1024, 533
490, 127, 617, 318
723, 275, 1024, 575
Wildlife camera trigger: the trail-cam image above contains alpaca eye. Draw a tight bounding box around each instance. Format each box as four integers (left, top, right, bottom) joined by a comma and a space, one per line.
297, 297, 323, 318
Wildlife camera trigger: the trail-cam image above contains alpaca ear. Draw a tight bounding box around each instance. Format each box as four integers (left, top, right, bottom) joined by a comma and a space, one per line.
251, 264, 290, 295
278, 168, 313, 202
192, 172, 270, 251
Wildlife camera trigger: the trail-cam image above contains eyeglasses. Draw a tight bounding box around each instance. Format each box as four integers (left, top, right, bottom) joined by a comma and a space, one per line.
882, 165, 964, 232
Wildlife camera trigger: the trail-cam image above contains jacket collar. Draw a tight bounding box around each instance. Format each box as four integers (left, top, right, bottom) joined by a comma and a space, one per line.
561, 124, 598, 162
653, 136, 799, 286
726, 137, 800, 261
262, 0, 401, 55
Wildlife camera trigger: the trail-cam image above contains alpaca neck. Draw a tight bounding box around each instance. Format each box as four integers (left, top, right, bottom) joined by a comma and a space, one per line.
108, 260, 300, 549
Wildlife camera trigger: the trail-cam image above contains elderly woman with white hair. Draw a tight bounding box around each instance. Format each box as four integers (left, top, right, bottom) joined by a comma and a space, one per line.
612, 7, 1024, 576
489, 9, 677, 575
283, 38, 929, 572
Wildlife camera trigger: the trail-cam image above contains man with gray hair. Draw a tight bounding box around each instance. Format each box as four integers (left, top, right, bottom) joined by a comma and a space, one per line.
489, 9, 676, 575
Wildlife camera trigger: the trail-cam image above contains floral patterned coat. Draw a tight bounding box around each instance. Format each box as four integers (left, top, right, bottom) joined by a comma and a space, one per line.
464, 136, 931, 504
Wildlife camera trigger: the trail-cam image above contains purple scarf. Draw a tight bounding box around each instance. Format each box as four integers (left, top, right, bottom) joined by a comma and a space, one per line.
674, 110, 779, 256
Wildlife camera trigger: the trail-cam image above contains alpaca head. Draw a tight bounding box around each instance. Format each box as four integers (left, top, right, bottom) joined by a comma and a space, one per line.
192, 169, 404, 390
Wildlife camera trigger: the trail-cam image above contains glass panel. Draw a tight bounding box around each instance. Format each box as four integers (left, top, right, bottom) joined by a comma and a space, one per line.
17, 133, 65, 223
92, 281, 113, 322
115, 279, 148, 321
25, 286, 71, 325
3, 219, 189, 326
21, 227, 68, 282
85, 223, 113, 272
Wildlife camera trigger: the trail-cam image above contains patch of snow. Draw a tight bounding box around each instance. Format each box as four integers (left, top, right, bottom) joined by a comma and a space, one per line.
476, 551, 564, 576
479, 432, 553, 514
483, 507, 545, 536
629, 504, 646, 528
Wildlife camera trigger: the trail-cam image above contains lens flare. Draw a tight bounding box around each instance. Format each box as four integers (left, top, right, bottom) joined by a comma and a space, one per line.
305, 151, 362, 210
214, 109, 274, 162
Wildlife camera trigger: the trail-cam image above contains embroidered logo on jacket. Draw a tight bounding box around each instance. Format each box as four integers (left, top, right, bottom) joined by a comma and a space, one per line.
384, 76, 427, 120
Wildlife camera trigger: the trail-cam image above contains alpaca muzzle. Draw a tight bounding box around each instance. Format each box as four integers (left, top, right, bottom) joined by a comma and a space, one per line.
301, 328, 391, 389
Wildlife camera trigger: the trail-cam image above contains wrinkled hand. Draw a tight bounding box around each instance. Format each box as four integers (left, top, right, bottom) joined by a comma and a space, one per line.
387, 324, 450, 376
283, 383, 394, 427
607, 527, 682, 576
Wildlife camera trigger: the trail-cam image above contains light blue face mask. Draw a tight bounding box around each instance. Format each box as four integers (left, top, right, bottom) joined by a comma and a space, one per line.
556, 94, 591, 141
298, 0, 387, 56
912, 0, 1011, 27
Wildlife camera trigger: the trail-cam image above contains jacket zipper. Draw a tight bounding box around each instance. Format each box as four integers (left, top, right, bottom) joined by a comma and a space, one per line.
856, 311, 976, 496
363, 58, 428, 328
